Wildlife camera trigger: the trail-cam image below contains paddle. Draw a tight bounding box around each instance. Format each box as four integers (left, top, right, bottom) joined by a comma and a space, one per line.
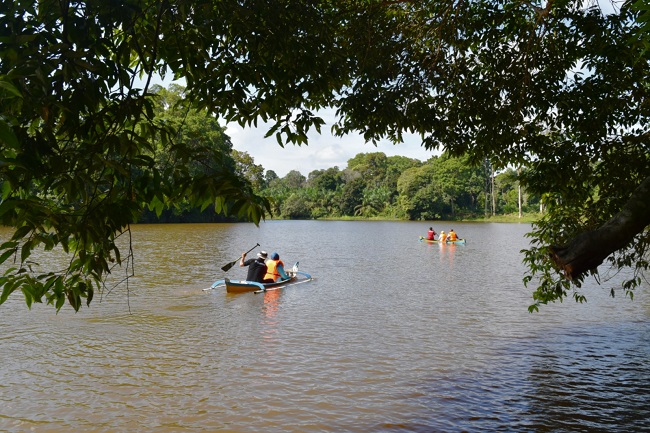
221, 243, 260, 272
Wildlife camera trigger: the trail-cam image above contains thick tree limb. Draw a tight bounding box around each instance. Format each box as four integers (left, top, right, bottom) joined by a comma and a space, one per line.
549, 175, 650, 280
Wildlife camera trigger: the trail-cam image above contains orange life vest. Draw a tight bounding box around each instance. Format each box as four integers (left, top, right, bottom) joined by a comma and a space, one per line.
448, 231, 458, 241
264, 259, 285, 281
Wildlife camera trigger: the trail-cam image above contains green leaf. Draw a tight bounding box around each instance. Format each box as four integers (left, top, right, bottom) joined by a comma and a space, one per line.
0, 81, 23, 98
0, 117, 19, 149
0, 247, 17, 265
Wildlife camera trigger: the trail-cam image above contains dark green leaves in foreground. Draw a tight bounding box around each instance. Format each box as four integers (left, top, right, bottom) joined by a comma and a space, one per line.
0, 3, 269, 311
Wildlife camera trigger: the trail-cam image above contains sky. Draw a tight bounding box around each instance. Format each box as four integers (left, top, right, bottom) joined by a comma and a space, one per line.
224, 112, 437, 178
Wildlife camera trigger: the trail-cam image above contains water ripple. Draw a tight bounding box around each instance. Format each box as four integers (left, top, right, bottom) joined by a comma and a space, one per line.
0, 222, 648, 432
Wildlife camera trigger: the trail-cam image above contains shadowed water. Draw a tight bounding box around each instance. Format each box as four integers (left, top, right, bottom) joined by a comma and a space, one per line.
0, 221, 648, 432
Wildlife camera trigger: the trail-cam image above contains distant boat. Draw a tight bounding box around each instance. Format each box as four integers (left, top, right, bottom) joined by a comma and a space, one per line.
419, 236, 466, 245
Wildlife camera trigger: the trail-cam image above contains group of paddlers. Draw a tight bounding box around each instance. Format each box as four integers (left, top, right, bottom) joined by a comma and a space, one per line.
426, 227, 461, 242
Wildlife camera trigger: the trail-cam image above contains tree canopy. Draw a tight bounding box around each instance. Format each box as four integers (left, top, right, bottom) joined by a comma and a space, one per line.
1, 0, 649, 310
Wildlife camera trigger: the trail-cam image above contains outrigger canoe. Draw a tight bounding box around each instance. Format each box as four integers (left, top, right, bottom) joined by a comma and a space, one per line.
204, 262, 313, 294
419, 236, 466, 245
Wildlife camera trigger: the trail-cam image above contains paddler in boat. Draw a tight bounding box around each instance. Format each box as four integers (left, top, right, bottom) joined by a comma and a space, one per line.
240, 250, 268, 283
426, 227, 437, 241
264, 252, 291, 282
439, 230, 447, 243
447, 229, 460, 242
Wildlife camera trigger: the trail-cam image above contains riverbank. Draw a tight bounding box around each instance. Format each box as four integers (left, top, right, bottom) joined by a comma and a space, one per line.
463, 213, 540, 223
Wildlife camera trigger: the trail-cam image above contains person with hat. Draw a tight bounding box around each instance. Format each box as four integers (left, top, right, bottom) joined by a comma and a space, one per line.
239, 250, 269, 283
439, 230, 448, 243
264, 252, 291, 282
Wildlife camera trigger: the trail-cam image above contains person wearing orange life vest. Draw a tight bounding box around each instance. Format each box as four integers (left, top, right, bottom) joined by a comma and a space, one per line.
439, 231, 447, 243
426, 227, 437, 240
264, 252, 291, 282
447, 229, 459, 242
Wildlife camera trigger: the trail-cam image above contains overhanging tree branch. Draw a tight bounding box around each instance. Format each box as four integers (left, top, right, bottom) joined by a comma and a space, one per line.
549, 175, 650, 280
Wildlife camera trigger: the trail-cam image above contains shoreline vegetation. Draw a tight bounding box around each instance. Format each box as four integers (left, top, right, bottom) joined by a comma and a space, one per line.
253, 152, 541, 223
273, 213, 540, 224
135, 147, 543, 225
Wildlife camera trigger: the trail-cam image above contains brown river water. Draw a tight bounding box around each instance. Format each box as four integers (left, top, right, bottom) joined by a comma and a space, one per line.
0, 221, 649, 432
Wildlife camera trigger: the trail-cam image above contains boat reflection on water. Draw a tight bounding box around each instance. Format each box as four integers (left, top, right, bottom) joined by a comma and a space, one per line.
260, 289, 281, 343
262, 289, 281, 321
438, 241, 457, 270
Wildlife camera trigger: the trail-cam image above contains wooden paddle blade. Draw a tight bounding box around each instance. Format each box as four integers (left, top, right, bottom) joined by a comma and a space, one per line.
221, 260, 236, 272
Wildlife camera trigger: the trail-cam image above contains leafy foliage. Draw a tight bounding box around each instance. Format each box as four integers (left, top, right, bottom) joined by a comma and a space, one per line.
0, 4, 268, 311
258, 151, 525, 221
332, 1, 650, 308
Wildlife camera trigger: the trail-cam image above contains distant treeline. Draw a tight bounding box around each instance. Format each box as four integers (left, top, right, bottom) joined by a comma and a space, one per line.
142, 149, 541, 222
139, 85, 539, 223
255, 152, 540, 220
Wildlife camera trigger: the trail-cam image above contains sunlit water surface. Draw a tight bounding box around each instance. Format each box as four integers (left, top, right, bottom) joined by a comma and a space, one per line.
0, 221, 648, 432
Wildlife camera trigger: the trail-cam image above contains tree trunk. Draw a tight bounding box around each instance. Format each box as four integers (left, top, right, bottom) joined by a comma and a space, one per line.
484, 158, 490, 217
518, 184, 522, 218
484, 194, 488, 217
491, 168, 496, 216
518, 168, 522, 219
549, 175, 650, 280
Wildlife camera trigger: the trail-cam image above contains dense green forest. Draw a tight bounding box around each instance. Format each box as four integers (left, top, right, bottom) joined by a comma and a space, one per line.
257, 153, 539, 220
150, 85, 539, 223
